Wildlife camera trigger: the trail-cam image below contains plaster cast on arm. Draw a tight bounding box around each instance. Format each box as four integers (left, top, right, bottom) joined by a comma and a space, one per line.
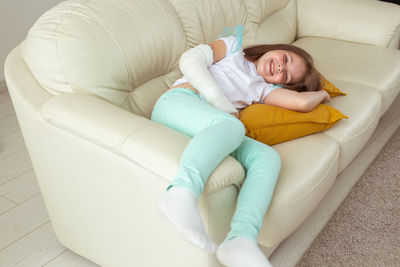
179, 44, 237, 114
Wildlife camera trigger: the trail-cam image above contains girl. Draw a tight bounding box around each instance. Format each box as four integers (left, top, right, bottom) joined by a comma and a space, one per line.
151, 25, 330, 267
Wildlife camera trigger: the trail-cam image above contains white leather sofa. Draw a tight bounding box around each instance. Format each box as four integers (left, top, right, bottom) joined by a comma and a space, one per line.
5, 0, 400, 266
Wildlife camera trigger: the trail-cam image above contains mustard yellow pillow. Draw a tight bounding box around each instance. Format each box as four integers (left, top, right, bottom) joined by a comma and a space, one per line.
239, 104, 347, 145
321, 76, 346, 98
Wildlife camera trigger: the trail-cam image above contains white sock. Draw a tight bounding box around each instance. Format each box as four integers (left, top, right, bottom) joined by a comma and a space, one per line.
217, 237, 273, 267
158, 186, 217, 253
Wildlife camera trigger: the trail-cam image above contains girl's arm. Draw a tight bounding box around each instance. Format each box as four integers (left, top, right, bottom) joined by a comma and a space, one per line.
263, 88, 330, 112
171, 40, 225, 92
178, 40, 238, 114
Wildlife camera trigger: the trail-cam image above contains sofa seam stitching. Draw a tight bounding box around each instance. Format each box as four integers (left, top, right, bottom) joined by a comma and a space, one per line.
272, 142, 340, 206
120, 124, 160, 148
40, 111, 175, 184
386, 17, 400, 47
83, 2, 133, 107
338, 100, 381, 143
40, 111, 119, 147
54, 0, 90, 92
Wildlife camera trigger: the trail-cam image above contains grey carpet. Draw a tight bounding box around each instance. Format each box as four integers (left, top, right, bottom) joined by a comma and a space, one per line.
296, 127, 400, 267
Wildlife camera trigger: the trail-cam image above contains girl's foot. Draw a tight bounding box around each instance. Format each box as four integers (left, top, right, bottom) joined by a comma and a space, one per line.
158, 186, 217, 253
217, 237, 273, 267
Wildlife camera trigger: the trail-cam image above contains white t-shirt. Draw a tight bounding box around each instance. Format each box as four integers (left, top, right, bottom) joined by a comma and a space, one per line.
173, 36, 281, 110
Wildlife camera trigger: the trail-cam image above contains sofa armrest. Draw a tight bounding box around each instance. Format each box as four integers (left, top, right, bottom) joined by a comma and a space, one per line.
40, 93, 244, 194
297, 0, 400, 48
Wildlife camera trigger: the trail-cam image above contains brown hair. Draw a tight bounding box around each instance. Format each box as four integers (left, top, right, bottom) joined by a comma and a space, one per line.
243, 44, 321, 92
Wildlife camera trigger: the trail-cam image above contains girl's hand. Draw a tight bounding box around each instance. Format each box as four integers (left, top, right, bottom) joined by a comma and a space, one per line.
231, 112, 239, 119
320, 90, 331, 104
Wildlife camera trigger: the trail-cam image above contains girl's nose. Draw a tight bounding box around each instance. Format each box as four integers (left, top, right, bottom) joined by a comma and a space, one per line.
277, 63, 282, 73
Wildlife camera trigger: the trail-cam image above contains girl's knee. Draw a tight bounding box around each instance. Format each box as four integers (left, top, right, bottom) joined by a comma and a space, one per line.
253, 147, 281, 183
235, 138, 281, 169
225, 119, 245, 148
254, 142, 281, 168
262, 146, 281, 167
229, 118, 245, 146
214, 115, 245, 138
231, 118, 245, 137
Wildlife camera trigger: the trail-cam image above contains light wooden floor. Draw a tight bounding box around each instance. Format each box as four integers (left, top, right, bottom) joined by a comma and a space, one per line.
0, 83, 100, 267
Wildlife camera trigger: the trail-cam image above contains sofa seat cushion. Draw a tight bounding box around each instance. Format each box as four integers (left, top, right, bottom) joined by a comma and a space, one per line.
323, 80, 381, 172
293, 37, 400, 115
258, 134, 339, 248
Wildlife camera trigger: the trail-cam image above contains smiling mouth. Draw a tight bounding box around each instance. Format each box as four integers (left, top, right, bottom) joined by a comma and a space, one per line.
269, 60, 274, 76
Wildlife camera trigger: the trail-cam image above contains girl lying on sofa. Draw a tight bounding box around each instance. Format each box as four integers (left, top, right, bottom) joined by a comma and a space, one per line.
151, 25, 330, 267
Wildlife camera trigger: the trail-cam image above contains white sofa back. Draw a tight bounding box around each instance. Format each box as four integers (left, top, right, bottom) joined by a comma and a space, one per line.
297, 0, 400, 49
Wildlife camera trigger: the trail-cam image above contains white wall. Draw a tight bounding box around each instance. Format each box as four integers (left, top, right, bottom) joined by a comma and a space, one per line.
0, 0, 64, 81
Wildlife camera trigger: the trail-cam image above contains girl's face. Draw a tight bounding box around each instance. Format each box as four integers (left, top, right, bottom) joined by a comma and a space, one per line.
255, 50, 306, 85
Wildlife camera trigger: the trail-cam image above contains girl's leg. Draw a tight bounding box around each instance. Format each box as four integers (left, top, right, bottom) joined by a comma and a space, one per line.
151, 88, 245, 252
217, 137, 281, 266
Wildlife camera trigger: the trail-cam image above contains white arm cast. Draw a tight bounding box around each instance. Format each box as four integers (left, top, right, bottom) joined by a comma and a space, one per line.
179, 44, 237, 114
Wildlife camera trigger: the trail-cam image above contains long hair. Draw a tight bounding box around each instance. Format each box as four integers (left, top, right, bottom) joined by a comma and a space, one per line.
243, 44, 321, 92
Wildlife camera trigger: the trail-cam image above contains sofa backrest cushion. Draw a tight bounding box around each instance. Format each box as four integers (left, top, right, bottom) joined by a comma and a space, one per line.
22, 0, 187, 117
297, 0, 400, 48
243, 0, 297, 47
169, 0, 247, 48
21, 0, 297, 118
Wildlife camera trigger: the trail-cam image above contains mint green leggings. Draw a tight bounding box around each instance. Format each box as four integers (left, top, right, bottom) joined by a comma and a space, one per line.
151, 88, 281, 241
